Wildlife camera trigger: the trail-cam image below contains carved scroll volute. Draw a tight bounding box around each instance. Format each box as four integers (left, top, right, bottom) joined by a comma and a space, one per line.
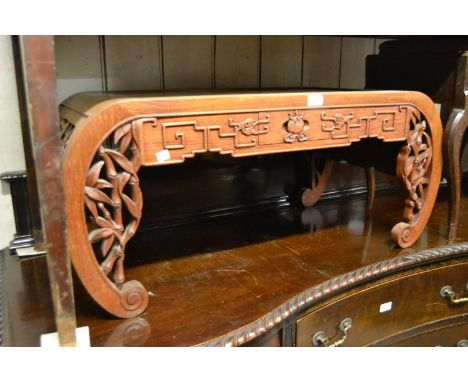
64, 116, 148, 319
391, 105, 442, 248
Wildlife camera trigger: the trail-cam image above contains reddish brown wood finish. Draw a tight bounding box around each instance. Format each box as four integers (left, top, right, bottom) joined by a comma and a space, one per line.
387, 319, 468, 347
20, 36, 77, 346
61, 90, 443, 319
301, 152, 333, 207
296, 261, 468, 347
3, 192, 468, 347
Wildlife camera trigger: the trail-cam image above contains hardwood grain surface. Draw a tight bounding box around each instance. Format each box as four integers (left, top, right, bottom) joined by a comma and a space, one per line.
61, 89, 443, 318
3, 188, 467, 346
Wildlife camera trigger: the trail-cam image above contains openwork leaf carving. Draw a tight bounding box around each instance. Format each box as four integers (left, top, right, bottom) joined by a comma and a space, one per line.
106, 150, 136, 175
84, 123, 142, 284
85, 186, 114, 205
398, 118, 433, 222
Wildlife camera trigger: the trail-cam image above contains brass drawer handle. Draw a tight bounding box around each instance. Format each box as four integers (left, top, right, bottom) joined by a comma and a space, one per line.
440, 284, 468, 305
311, 318, 352, 347
436, 339, 467, 347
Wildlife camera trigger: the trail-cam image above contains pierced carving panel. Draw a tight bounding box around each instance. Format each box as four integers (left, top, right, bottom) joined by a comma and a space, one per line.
85, 122, 142, 285
397, 113, 433, 223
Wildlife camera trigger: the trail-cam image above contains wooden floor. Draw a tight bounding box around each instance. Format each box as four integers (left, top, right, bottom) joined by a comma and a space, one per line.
3, 187, 468, 346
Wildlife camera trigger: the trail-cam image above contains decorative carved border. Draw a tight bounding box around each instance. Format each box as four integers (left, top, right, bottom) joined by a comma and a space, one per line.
200, 242, 468, 347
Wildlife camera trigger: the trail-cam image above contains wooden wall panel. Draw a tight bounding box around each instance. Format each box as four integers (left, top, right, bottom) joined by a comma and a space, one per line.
260, 36, 303, 88
340, 37, 376, 89
53, 35, 384, 96
374, 38, 394, 54
303, 36, 342, 88
162, 36, 214, 90
215, 36, 259, 89
54, 36, 103, 103
105, 36, 162, 91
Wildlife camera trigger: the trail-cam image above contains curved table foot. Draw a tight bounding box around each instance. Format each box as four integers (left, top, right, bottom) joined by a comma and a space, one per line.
301, 152, 333, 207
391, 112, 442, 248
65, 120, 148, 318
365, 166, 376, 209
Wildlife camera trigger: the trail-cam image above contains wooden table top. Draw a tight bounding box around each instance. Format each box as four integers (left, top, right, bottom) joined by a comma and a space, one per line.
3, 187, 467, 346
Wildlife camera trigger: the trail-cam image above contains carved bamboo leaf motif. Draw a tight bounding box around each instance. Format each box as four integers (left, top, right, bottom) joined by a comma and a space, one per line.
118, 131, 133, 154
94, 216, 116, 229
85, 186, 114, 205
114, 124, 131, 145
106, 150, 136, 175
100, 235, 115, 258
398, 117, 433, 222
89, 228, 114, 243
84, 122, 142, 284
87, 161, 105, 186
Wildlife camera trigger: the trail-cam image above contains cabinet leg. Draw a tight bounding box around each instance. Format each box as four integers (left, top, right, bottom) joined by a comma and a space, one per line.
444, 109, 467, 241
365, 166, 376, 209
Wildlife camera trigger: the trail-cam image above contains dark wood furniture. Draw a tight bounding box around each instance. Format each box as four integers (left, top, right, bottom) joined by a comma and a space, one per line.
59, 89, 443, 319
2, 191, 468, 347
295, 257, 468, 347
0, 171, 35, 250
366, 37, 468, 241
6, 35, 466, 347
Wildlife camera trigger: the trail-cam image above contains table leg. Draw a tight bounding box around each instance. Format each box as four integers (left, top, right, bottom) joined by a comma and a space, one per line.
391, 112, 442, 248
301, 152, 333, 207
65, 119, 148, 319
365, 166, 376, 209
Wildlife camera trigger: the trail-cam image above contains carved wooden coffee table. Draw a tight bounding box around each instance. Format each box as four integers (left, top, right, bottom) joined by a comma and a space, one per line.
60, 90, 442, 318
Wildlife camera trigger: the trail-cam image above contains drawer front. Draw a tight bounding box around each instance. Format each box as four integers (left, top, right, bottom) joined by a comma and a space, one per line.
389, 320, 468, 347
296, 261, 468, 347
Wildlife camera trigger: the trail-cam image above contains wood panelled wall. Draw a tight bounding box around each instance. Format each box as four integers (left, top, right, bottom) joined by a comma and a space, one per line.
55, 36, 391, 103
54, 35, 396, 222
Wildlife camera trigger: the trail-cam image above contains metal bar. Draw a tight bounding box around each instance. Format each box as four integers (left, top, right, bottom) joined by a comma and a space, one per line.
19, 35, 77, 346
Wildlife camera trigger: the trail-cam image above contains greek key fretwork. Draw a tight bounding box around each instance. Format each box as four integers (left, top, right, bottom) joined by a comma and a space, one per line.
321, 112, 359, 139
321, 110, 400, 139
161, 121, 209, 152
375, 111, 397, 132
228, 115, 270, 136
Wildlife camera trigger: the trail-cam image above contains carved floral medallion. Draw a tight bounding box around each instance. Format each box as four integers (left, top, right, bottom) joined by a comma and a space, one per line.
284, 110, 309, 143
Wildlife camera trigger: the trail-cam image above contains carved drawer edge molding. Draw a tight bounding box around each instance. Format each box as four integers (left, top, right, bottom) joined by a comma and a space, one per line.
200, 242, 468, 347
